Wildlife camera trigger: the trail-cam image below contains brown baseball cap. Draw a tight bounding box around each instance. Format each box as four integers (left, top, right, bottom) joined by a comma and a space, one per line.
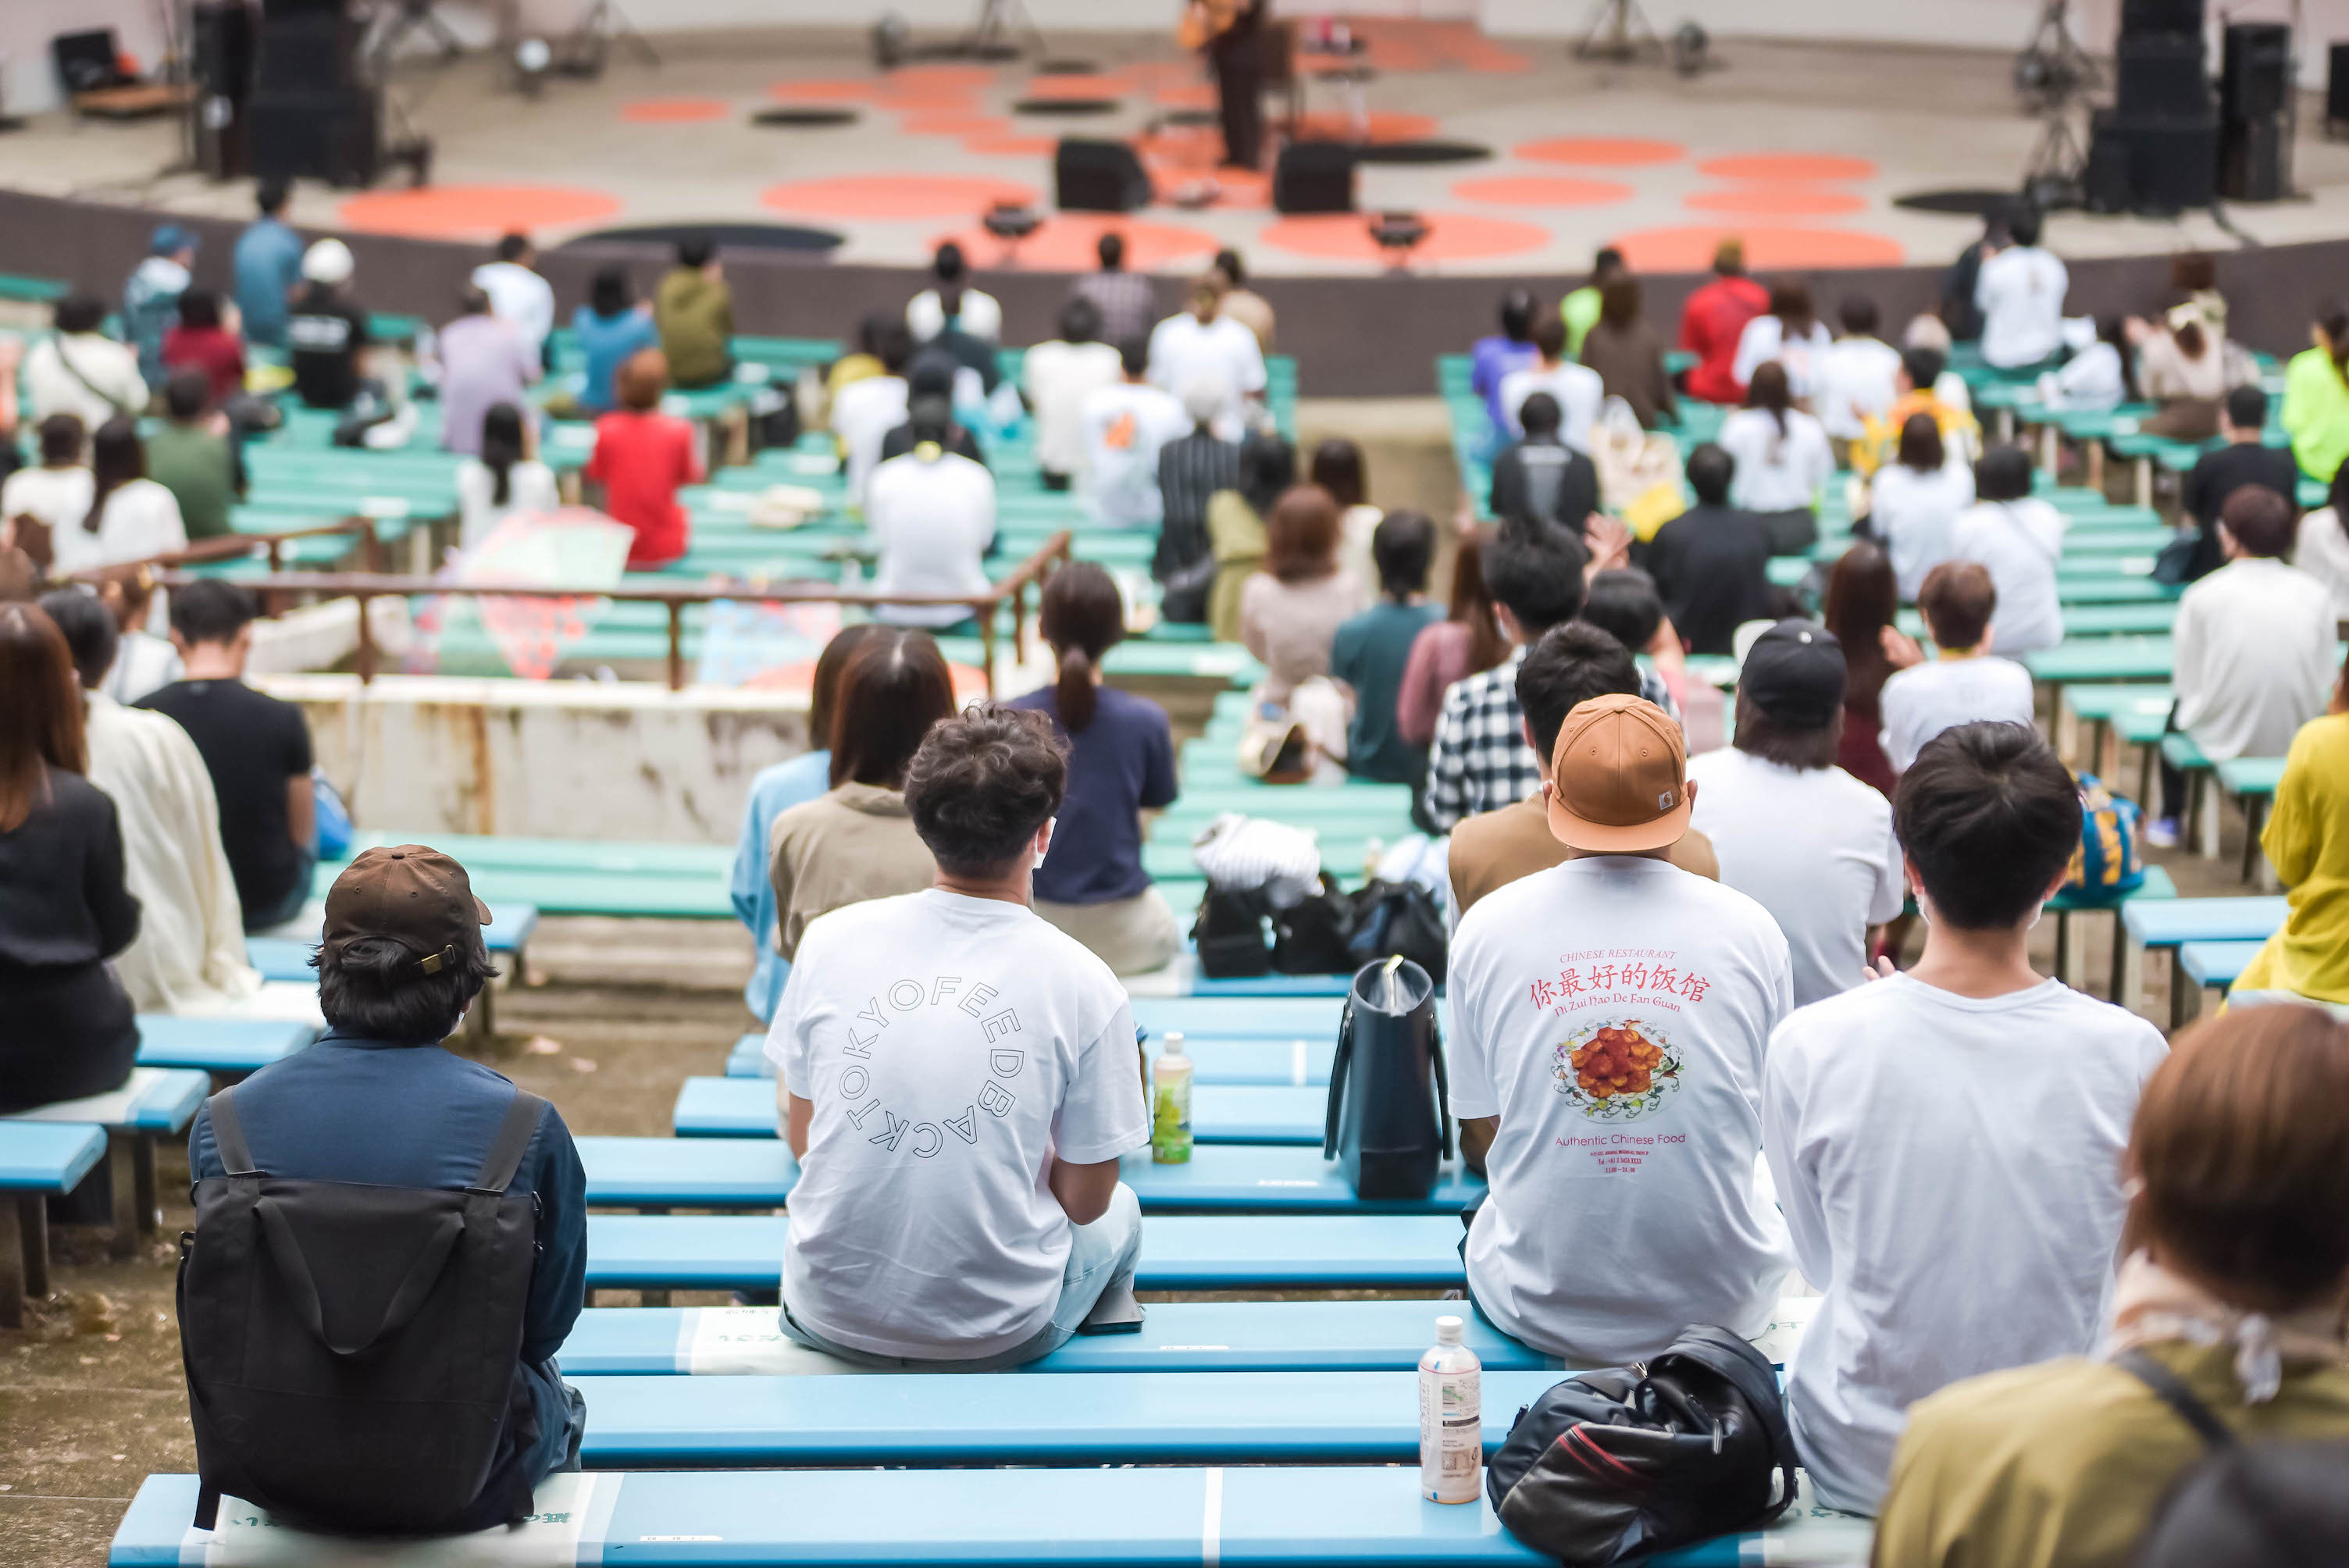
322, 846, 491, 975
1544, 693, 1692, 854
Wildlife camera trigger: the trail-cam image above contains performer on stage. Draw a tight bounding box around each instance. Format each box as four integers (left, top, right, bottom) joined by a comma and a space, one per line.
1184, 0, 1266, 170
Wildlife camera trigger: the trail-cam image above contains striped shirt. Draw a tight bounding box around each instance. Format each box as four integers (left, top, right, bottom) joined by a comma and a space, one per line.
1072, 271, 1159, 350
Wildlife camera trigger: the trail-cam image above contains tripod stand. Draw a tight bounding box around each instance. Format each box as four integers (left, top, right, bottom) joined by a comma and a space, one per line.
369, 0, 465, 76
946, 0, 1045, 63
560, 0, 660, 76
1574, 0, 1662, 63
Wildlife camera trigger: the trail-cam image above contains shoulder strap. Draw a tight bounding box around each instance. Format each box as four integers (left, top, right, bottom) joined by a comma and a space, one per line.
1993, 501, 2061, 564
2117, 1349, 2239, 1450
205, 1090, 260, 1177
55, 337, 138, 416
467, 1090, 548, 1196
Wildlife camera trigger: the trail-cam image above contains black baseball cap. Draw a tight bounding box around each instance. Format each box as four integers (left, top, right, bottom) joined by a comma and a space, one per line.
322, 846, 490, 975
1741, 619, 1847, 728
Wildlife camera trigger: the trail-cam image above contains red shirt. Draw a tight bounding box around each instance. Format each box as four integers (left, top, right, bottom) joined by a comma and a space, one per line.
162, 326, 248, 407
1677, 275, 1769, 404
586, 411, 702, 568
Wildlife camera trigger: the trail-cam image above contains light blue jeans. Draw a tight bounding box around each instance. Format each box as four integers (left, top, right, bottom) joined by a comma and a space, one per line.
778, 1182, 1143, 1372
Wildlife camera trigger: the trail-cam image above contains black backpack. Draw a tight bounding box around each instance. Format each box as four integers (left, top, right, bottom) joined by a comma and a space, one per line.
1323, 957, 1451, 1199
178, 1087, 551, 1535
1191, 885, 1273, 978
2124, 1349, 2349, 1567
1344, 877, 1449, 983
1486, 1325, 1798, 1565
1271, 875, 1356, 975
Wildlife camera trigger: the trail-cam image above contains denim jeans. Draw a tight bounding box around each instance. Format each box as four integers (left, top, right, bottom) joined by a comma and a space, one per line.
778, 1182, 1144, 1371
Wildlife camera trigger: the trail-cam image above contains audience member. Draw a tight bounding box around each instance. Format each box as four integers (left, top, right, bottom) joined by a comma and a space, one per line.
1072, 232, 1157, 350
1331, 511, 1441, 785
42, 590, 260, 1015
470, 233, 557, 366
1579, 567, 1685, 707
1855, 345, 1981, 479
1948, 444, 2066, 655
2037, 314, 2131, 412
1877, 561, 2034, 774
1450, 692, 1791, 1360
1206, 432, 1292, 642
285, 241, 376, 412
1310, 437, 1380, 593
1873, 1003, 2349, 1566
1080, 339, 1189, 530
2281, 301, 2349, 485
160, 290, 247, 409
769, 703, 1149, 1367
654, 235, 733, 390
1731, 278, 1832, 402
54, 417, 187, 577
907, 241, 1000, 344
1148, 280, 1265, 437
828, 315, 889, 401
456, 402, 559, 552
1559, 247, 1624, 359
97, 568, 182, 705
1239, 483, 1370, 706
879, 358, 987, 467
144, 373, 241, 544
586, 348, 701, 570
1868, 411, 1975, 599
0, 601, 140, 1111
868, 400, 997, 631
1974, 206, 2067, 370
911, 292, 1003, 401
2, 414, 93, 567
1023, 298, 1123, 493
1153, 376, 1241, 624
2155, 486, 2337, 846
25, 296, 146, 431
1766, 720, 2168, 1515
232, 178, 305, 348
2179, 384, 2300, 582
1011, 563, 1182, 974
185, 846, 587, 1523
1678, 237, 1770, 403
571, 266, 658, 417
1819, 543, 1901, 796
2130, 300, 2237, 440
436, 287, 540, 456
730, 625, 880, 1021
2227, 647, 2349, 1010
1496, 314, 1602, 449
1813, 297, 1902, 452
832, 322, 914, 508
1447, 623, 1719, 920
2295, 461, 2349, 622
1210, 248, 1274, 352
1576, 276, 1676, 429
765, 630, 957, 962
1717, 362, 1833, 554
137, 581, 314, 933
1488, 392, 1599, 536
1398, 529, 1510, 750
1642, 442, 1774, 656
1469, 290, 1541, 440
123, 224, 198, 391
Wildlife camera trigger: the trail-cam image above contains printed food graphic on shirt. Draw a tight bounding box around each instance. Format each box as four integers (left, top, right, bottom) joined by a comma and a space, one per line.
1528, 950, 1709, 1174
1553, 1017, 1681, 1121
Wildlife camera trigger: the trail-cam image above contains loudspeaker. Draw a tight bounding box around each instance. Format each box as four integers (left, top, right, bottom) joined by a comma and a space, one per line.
1273, 142, 1355, 214
2121, 0, 2204, 36
2219, 112, 2287, 201
255, 12, 362, 93
2116, 34, 2208, 117
248, 87, 379, 187
2220, 23, 2291, 121
2105, 112, 2219, 212
191, 2, 255, 100
2332, 42, 2349, 127
2084, 114, 2133, 213
1053, 137, 1150, 212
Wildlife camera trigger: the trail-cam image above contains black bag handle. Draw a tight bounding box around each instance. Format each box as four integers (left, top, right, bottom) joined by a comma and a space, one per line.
255, 1200, 465, 1357
204, 1090, 260, 1178
1428, 1016, 1453, 1161
469, 1089, 548, 1196
2118, 1349, 2239, 1450
1322, 996, 1355, 1161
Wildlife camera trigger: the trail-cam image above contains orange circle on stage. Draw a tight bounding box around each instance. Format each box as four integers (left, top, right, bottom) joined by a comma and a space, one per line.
1609, 224, 1904, 272
900, 112, 1011, 136
338, 184, 623, 241
964, 133, 1058, 157
621, 97, 730, 123
1021, 73, 1126, 101
1516, 137, 1684, 167
762, 174, 1039, 220
931, 213, 1222, 273
1695, 153, 1877, 183
1257, 211, 1552, 265
1684, 185, 1869, 217
1292, 109, 1441, 144
1452, 175, 1633, 208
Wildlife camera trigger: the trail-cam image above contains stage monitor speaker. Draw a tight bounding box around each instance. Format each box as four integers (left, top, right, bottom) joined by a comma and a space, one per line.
255, 12, 362, 94
1273, 142, 1355, 214
2219, 112, 2287, 201
248, 87, 380, 187
1054, 137, 1150, 213
2107, 112, 2218, 212
2120, 0, 2204, 37
2221, 23, 2291, 121
2084, 115, 2133, 213
52, 30, 127, 96
2116, 34, 2208, 117
191, 2, 256, 102
2332, 42, 2349, 126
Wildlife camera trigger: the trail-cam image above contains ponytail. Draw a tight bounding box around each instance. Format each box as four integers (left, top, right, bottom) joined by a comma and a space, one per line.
1035, 558, 1125, 735
1057, 643, 1099, 732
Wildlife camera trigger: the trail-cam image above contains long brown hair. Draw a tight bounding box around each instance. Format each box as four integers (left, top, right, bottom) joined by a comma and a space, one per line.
828, 629, 957, 789
1448, 529, 1510, 678
807, 623, 883, 756
1264, 483, 1342, 585
1039, 561, 1125, 733
1823, 542, 1898, 699
84, 416, 144, 536
0, 603, 88, 832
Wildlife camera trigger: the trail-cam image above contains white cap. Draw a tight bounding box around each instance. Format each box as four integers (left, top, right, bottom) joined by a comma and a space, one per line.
301, 237, 355, 287
1435, 1315, 1463, 1344
1160, 1030, 1187, 1058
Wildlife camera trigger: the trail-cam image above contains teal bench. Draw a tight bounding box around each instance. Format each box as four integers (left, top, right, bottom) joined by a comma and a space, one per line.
2214, 756, 2288, 886
2119, 895, 2288, 1022
5, 1067, 209, 1258
0, 1122, 106, 1328
674, 1076, 1331, 1146
2046, 863, 2176, 999
2175, 938, 2267, 1027
134, 1016, 318, 1075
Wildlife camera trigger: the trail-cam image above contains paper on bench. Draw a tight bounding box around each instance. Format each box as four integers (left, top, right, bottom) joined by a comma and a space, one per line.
190, 1473, 620, 1566
682, 1308, 870, 1376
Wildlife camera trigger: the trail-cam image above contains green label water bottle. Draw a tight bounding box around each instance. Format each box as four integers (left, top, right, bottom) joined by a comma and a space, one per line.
1151, 1031, 1193, 1164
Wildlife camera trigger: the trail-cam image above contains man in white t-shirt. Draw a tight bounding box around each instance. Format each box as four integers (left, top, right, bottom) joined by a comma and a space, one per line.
1022, 298, 1125, 491
1689, 621, 1904, 1007
907, 242, 1001, 344
470, 233, 558, 366
832, 324, 914, 510
1496, 313, 1602, 451
1763, 722, 2167, 1514
1972, 207, 2068, 371
1080, 340, 1190, 529
1146, 282, 1265, 440
1948, 444, 2066, 655
868, 400, 997, 630
1878, 561, 2035, 774
768, 704, 1151, 1368
1449, 693, 1794, 1366
1812, 298, 1902, 445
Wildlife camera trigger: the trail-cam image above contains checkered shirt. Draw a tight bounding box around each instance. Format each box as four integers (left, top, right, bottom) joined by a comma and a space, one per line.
1424, 649, 1679, 832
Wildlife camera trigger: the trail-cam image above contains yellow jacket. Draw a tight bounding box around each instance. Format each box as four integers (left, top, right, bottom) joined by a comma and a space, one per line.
2234, 711, 2349, 1003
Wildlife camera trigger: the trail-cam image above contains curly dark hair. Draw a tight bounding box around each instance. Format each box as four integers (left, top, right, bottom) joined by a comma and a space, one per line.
903, 704, 1069, 878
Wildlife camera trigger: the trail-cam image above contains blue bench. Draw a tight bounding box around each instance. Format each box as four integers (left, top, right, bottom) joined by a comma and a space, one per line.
2173, 937, 2269, 1027
579, 1137, 1483, 1215
728, 1028, 1345, 1085
2119, 896, 2287, 1022
584, 1212, 1467, 1293
673, 1077, 1332, 1146
0, 1122, 107, 1329
5, 1067, 209, 1257
246, 900, 540, 980
112, 1469, 1870, 1567
133, 1016, 319, 1076
2046, 862, 2176, 995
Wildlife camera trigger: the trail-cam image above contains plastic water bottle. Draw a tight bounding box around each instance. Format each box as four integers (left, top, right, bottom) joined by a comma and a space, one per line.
1420, 1314, 1482, 1503
1151, 1032, 1193, 1164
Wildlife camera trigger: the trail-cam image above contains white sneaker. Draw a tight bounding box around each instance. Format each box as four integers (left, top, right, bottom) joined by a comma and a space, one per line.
2144, 817, 2180, 849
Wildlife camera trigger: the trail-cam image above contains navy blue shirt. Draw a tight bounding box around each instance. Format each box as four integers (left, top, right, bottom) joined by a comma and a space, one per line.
1008, 683, 1178, 905
188, 1032, 588, 1499
1331, 599, 1442, 784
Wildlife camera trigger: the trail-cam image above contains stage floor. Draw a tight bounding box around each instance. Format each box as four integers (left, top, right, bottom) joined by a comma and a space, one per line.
19, 23, 2349, 276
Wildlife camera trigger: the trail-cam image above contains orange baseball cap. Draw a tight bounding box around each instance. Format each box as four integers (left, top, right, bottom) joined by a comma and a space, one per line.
1544, 693, 1691, 854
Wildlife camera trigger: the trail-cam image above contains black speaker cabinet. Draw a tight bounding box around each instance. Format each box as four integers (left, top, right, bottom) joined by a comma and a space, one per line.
2219, 112, 2287, 201
191, 2, 255, 101
2108, 112, 2219, 212
2331, 42, 2349, 129
2121, 0, 2205, 37
2221, 23, 2291, 121
1273, 142, 1355, 214
248, 87, 380, 187
2116, 34, 2209, 118
1054, 138, 1150, 213
2084, 115, 2133, 213
255, 12, 362, 94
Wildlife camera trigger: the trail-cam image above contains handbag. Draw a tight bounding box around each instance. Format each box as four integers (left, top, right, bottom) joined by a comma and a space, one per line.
2066, 770, 2147, 897
1190, 885, 1273, 978
1237, 709, 1314, 783
1345, 878, 1449, 983
1485, 1325, 1799, 1566
1322, 955, 1451, 1199
1271, 875, 1356, 975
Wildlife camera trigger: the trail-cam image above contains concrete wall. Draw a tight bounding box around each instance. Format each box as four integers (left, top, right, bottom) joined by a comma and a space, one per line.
255, 672, 812, 845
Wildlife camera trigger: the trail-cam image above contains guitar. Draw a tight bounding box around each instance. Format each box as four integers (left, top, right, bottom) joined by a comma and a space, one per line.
1178, 0, 1243, 52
